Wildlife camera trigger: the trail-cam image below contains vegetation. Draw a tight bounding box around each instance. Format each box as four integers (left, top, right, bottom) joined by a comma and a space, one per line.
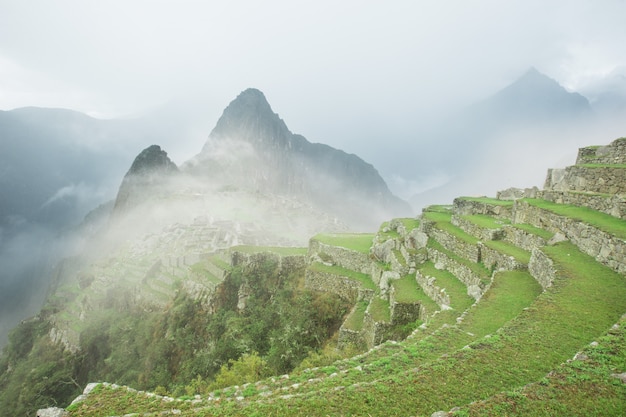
457, 196, 514, 206
311, 233, 375, 254
308, 262, 376, 290
524, 198, 626, 239
0, 257, 350, 415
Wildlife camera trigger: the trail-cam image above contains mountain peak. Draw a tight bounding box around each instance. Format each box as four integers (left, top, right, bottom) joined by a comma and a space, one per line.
205, 88, 291, 149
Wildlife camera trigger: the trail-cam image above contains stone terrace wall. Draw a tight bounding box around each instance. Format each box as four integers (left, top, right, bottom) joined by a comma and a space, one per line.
426, 247, 486, 300
453, 198, 513, 220
480, 243, 526, 271
576, 138, 626, 165
544, 166, 626, 195
539, 190, 626, 220
308, 239, 371, 274
427, 227, 481, 264
231, 251, 307, 273
513, 201, 626, 274
502, 226, 548, 252
415, 270, 451, 308
452, 215, 505, 241
304, 268, 363, 302
528, 248, 556, 289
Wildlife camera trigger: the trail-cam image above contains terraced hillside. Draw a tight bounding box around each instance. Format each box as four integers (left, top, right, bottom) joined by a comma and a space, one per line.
46, 138, 626, 416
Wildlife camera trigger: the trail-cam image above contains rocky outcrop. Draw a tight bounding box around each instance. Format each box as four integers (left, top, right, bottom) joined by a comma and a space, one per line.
113, 144, 179, 214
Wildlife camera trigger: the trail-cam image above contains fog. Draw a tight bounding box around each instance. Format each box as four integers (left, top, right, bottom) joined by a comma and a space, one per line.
1, 1, 626, 347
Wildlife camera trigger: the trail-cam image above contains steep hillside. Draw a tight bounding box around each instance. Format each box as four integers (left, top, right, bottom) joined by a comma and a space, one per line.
52, 137, 626, 417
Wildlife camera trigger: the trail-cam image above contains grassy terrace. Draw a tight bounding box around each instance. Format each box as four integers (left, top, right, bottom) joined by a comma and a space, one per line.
512, 222, 554, 240
427, 238, 491, 283
483, 239, 532, 264
524, 198, 626, 240
462, 214, 509, 229
462, 316, 626, 416
308, 262, 376, 290
180, 241, 624, 416
419, 261, 474, 311
312, 233, 375, 254
424, 211, 479, 245
344, 300, 368, 331
398, 217, 420, 231
230, 245, 307, 256
392, 274, 439, 314
368, 296, 390, 322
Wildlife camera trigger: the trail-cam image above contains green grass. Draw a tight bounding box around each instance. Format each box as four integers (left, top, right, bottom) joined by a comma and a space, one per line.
418, 262, 474, 311
463, 214, 509, 229
460, 317, 626, 416
524, 199, 626, 239
424, 205, 453, 213
427, 238, 490, 282
312, 233, 375, 254
369, 297, 391, 322
308, 262, 376, 290
512, 223, 554, 240
392, 275, 440, 315
483, 240, 532, 264
424, 211, 479, 245
208, 242, 623, 415
230, 245, 307, 256
398, 218, 420, 231
578, 163, 626, 168
344, 300, 368, 331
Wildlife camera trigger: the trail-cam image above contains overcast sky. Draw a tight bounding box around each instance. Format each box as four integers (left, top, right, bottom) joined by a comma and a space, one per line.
1, 0, 626, 163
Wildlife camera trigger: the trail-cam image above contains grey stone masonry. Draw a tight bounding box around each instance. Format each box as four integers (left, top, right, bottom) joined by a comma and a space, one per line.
425, 221, 480, 264
304, 267, 364, 302
513, 201, 626, 275
576, 137, 626, 165
453, 198, 514, 220
415, 270, 451, 308
528, 248, 556, 289
426, 247, 486, 300
308, 239, 371, 274
539, 190, 626, 220
501, 225, 548, 252
452, 214, 505, 242
544, 165, 626, 195
480, 243, 527, 271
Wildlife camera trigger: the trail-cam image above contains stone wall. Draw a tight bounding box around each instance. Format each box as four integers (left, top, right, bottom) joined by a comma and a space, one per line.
502, 225, 548, 252
362, 312, 392, 348
480, 243, 526, 271
308, 239, 371, 274
304, 268, 363, 302
576, 138, 626, 165
528, 248, 556, 289
426, 247, 486, 300
452, 198, 513, 220
544, 166, 626, 195
539, 190, 626, 220
513, 201, 626, 274
452, 215, 505, 242
415, 270, 451, 308
428, 227, 481, 264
